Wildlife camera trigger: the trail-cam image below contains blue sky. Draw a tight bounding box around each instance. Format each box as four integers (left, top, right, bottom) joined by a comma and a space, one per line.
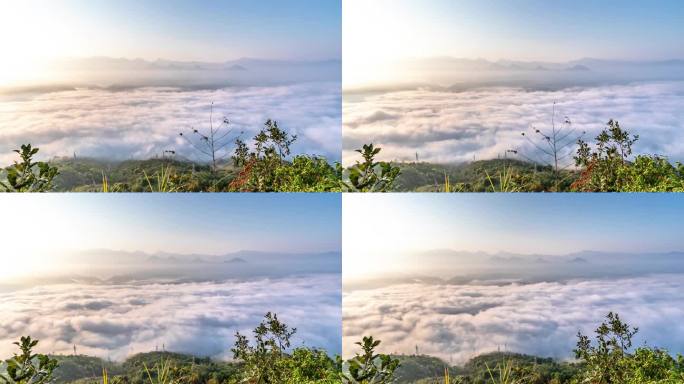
440, 0, 684, 61
0, 0, 341, 62
344, 194, 684, 258
344, 0, 684, 63
0, 194, 341, 256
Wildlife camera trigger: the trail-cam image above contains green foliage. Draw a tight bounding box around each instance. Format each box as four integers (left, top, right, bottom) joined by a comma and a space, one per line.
270, 155, 342, 192
232, 312, 296, 383
393, 355, 450, 383
0, 144, 59, 192
342, 144, 400, 192
464, 352, 579, 384
342, 336, 400, 384
572, 120, 684, 192
120, 352, 241, 384
0, 336, 58, 384
229, 120, 296, 191
573, 120, 638, 191
53, 351, 242, 384
142, 165, 179, 192
484, 162, 520, 192
485, 360, 524, 384
48, 157, 234, 192
52, 355, 123, 383
231, 312, 340, 383
625, 347, 684, 384
614, 155, 684, 192
230, 121, 341, 192
141, 358, 186, 384
574, 312, 684, 384
279, 348, 341, 384
391, 160, 577, 192
389, 351, 582, 384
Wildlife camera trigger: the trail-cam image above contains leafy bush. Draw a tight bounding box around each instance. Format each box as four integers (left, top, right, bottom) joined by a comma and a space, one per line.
271, 155, 342, 192
232, 312, 340, 383
572, 120, 684, 192
342, 336, 400, 384
0, 336, 58, 384
342, 144, 400, 192
0, 145, 59, 192
229, 121, 341, 192
574, 312, 684, 384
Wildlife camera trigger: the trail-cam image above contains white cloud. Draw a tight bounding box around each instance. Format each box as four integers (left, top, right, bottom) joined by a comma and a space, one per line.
343, 81, 684, 165
0, 82, 341, 164
343, 274, 684, 364
0, 274, 341, 361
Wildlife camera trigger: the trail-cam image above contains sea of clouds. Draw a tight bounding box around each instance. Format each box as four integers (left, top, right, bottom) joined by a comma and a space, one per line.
0, 274, 341, 361
343, 81, 684, 165
343, 274, 684, 364
0, 82, 341, 164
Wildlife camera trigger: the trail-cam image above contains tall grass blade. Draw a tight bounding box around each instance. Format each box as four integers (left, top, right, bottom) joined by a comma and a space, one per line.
101, 171, 109, 193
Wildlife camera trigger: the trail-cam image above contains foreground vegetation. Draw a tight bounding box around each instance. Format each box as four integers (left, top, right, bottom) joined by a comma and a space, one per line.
1, 313, 343, 384
4, 118, 683, 192
360, 312, 684, 384
1, 128, 400, 193
393, 120, 684, 192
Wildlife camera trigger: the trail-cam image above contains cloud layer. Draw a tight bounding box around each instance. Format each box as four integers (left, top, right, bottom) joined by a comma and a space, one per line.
0, 82, 341, 164
343, 81, 684, 165
343, 274, 684, 364
0, 274, 341, 361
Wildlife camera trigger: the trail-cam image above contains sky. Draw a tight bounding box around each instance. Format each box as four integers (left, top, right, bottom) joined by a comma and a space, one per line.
343, 0, 684, 86
343, 193, 684, 277
0, 194, 341, 279
0, 0, 340, 62
0, 0, 341, 85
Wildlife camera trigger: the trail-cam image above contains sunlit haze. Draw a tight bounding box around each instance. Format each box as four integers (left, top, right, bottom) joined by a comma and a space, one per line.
0, 194, 340, 280
343, 194, 684, 279
343, 0, 684, 88
0, 0, 341, 86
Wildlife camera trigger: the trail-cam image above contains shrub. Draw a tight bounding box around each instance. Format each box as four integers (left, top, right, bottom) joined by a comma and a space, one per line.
571, 120, 684, 192
229, 120, 341, 192
574, 312, 684, 384
342, 144, 400, 192
342, 336, 400, 384
0, 145, 59, 192
232, 312, 340, 383
0, 336, 58, 384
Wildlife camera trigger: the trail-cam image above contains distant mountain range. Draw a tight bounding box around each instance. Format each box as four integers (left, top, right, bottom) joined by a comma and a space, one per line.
349, 56, 684, 90
345, 249, 684, 289
404, 56, 684, 73
2, 56, 341, 91
75, 248, 340, 265
52, 56, 341, 73
0, 249, 342, 287
415, 248, 684, 264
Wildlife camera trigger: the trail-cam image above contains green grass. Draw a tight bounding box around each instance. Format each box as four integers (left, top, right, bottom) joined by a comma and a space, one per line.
391, 159, 578, 192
